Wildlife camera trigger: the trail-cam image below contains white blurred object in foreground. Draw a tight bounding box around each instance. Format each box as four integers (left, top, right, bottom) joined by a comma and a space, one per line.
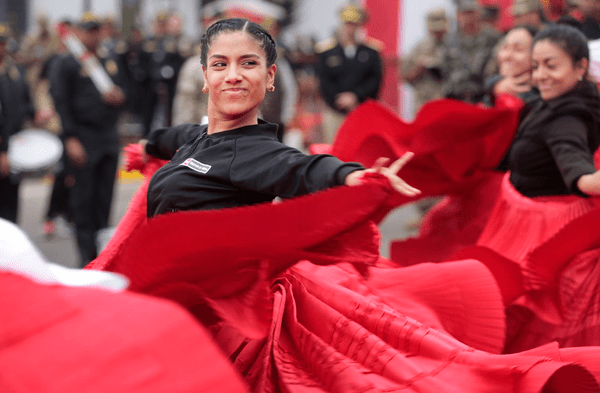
0, 218, 129, 291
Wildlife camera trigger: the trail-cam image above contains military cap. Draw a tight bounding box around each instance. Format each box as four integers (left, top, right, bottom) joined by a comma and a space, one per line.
155, 10, 169, 23
511, 0, 541, 16
427, 8, 448, 32
456, 0, 481, 12
339, 3, 368, 24
0, 24, 11, 42
80, 11, 101, 30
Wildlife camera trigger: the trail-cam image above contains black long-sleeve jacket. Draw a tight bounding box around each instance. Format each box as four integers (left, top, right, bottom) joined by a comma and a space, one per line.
501, 80, 600, 197
51, 54, 126, 151
316, 38, 383, 114
0, 63, 34, 153
146, 121, 364, 217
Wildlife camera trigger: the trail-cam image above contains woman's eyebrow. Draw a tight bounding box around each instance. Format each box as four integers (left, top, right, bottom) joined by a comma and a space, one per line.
208, 53, 261, 60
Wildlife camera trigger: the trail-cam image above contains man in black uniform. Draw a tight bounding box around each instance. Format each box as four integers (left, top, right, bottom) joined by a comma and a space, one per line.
316, 3, 383, 144
0, 24, 35, 223
52, 13, 126, 266
140, 11, 187, 137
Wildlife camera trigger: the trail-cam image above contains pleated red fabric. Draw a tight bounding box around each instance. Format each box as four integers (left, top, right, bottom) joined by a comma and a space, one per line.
472, 174, 600, 352
0, 271, 249, 393
477, 174, 599, 265
391, 172, 503, 264
324, 97, 522, 263
85, 146, 600, 392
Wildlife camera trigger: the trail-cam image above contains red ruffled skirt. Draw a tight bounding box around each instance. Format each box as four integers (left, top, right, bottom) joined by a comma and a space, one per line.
475, 174, 600, 352
86, 150, 600, 392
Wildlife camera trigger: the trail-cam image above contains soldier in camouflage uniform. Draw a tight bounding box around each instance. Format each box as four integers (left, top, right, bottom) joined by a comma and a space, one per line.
441, 0, 501, 104
402, 8, 448, 113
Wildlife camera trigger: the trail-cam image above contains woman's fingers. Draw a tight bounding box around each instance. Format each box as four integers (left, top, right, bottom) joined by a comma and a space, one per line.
388, 152, 415, 174
367, 153, 420, 196
390, 177, 421, 196
372, 157, 390, 172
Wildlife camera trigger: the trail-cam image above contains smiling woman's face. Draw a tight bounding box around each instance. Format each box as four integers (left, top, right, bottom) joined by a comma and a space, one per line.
202, 30, 276, 122
532, 39, 587, 101
497, 28, 533, 77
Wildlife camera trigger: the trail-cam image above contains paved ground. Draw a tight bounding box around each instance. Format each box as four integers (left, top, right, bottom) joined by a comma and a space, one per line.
16, 173, 420, 269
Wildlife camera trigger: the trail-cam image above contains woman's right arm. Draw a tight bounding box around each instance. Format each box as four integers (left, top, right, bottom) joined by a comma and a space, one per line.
143, 123, 204, 161
577, 171, 600, 196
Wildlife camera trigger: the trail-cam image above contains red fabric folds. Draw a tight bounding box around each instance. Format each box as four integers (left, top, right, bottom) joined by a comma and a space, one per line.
325, 97, 522, 263
0, 272, 249, 393
330, 95, 522, 200
84, 147, 600, 391
472, 175, 600, 352
89, 147, 396, 338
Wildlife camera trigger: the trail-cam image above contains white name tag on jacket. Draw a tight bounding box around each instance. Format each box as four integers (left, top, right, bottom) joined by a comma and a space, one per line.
180, 158, 211, 174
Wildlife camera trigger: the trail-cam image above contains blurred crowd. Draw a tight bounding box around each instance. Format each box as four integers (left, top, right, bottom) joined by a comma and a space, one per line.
401, 0, 600, 115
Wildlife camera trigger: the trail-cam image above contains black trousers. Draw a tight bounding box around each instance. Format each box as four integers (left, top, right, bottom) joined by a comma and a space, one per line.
69, 152, 119, 267
0, 174, 20, 223
46, 155, 72, 222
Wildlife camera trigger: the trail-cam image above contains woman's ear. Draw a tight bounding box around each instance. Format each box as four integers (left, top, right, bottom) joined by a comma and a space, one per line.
577, 58, 589, 78
267, 64, 277, 87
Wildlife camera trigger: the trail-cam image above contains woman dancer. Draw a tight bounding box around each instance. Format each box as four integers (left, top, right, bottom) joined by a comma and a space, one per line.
484, 24, 539, 105
141, 18, 418, 217
476, 24, 600, 352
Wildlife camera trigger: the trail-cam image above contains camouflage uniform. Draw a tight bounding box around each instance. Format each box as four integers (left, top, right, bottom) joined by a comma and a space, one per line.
403, 38, 446, 111
441, 28, 500, 103
402, 10, 447, 112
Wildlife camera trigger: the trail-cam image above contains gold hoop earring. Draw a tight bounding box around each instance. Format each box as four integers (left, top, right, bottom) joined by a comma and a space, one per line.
268, 86, 275, 92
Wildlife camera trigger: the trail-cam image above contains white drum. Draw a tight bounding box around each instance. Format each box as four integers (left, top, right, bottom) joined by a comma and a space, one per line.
8, 129, 63, 176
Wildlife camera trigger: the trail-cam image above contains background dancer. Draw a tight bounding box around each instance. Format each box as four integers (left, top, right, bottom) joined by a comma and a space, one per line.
476, 24, 600, 352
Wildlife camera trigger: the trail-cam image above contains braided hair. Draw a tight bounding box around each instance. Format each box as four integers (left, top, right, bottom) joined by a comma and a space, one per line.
200, 18, 278, 68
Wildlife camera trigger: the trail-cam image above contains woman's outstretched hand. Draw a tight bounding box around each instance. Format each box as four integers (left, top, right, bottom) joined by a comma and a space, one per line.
345, 152, 421, 197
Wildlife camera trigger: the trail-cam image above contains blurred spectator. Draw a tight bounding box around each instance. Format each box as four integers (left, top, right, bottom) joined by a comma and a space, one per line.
288, 34, 319, 73
0, 24, 36, 224
481, 5, 502, 34
441, 0, 501, 103
401, 8, 448, 113
99, 14, 119, 57
316, 3, 383, 144
171, 51, 206, 126
140, 10, 187, 136
52, 12, 127, 265
287, 69, 326, 149
117, 25, 149, 126
579, 0, 600, 38
17, 14, 60, 127
556, 13, 585, 31
511, 0, 547, 29
565, 0, 585, 20
42, 23, 73, 237
171, 12, 215, 126
259, 20, 298, 142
